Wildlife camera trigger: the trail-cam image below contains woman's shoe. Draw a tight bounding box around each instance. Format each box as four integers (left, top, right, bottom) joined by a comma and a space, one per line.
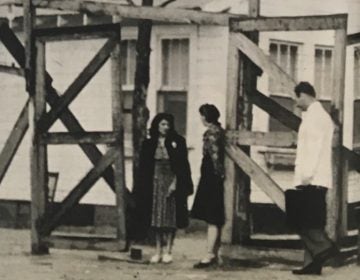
150, 254, 162, 264
193, 256, 218, 269
162, 253, 173, 264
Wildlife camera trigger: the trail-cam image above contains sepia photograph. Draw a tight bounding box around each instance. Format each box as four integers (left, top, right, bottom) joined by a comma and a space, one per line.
0, 0, 359, 279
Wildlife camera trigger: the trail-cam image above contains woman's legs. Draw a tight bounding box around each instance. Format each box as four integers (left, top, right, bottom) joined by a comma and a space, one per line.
205, 224, 221, 260
150, 229, 163, 263
164, 229, 176, 255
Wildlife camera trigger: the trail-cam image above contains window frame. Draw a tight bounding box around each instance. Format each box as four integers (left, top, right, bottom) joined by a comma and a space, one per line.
268, 39, 302, 97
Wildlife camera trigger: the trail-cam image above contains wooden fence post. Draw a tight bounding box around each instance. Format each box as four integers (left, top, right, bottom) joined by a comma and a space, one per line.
111, 27, 127, 249
328, 21, 348, 242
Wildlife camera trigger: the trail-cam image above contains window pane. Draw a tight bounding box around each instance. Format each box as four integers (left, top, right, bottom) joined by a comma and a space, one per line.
127, 40, 137, 85
268, 42, 298, 95
161, 39, 189, 89
158, 92, 187, 136
314, 47, 333, 99
162, 39, 170, 86
354, 48, 360, 99
120, 41, 128, 85
120, 40, 136, 86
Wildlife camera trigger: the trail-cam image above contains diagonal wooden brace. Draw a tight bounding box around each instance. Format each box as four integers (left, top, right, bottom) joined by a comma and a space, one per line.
38, 36, 118, 132
0, 23, 118, 192
226, 143, 285, 211
41, 147, 119, 235
0, 99, 30, 184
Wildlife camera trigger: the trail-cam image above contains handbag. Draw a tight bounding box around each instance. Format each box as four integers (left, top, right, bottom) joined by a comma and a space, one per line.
285, 186, 327, 230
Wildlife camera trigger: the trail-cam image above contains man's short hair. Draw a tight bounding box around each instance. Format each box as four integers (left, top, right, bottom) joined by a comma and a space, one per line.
294, 81, 316, 98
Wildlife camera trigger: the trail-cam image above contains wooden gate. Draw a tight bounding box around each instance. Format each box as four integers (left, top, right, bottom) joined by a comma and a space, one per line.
223, 13, 359, 245
0, 20, 127, 254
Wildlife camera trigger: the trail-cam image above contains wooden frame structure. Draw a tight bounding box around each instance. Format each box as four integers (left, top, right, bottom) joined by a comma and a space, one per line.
224, 12, 350, 245
0, 0, 359, 256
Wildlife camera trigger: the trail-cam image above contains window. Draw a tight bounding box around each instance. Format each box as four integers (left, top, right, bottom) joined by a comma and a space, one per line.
120, 40, 137, 87
120, 40, 137, 157
355, 48, 360, 100
158, 39, 189, 136
314, 46, 334, 99
269, 41, 299, 95
268, 41, 299, 132
354, 48, 360, 147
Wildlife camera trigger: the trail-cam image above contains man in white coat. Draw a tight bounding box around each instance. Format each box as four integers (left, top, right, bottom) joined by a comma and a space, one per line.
291, 82, 339, 275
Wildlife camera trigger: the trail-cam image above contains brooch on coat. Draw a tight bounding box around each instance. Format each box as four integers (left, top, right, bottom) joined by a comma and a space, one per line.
171, 141, 177, 148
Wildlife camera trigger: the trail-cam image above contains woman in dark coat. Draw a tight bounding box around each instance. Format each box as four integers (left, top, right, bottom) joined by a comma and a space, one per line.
191, 104, 225, 268
132, 113, 193, 264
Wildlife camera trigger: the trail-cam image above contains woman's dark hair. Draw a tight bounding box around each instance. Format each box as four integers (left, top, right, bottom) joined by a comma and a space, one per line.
199, 104, 220, 125
149, 113, 176, 139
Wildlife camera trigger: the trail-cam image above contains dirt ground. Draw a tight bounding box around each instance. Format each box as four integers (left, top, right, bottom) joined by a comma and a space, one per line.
0, 228, 359, 280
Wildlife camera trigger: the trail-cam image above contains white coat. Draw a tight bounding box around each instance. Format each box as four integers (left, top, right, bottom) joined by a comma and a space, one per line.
294, 101, 334, 188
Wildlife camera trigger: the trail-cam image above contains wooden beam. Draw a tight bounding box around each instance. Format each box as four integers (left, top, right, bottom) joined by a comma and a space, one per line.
132, 0, 152, 218
0, 23, 118, 193
47, 235, 123, 252
230, 14, 347, 32
329, 25, 348, 242
0, 100, 29, 184
20, 0, 248, 25
39, 36, 117, 132
30, 39, 49, 254
347, 32, 360, 46
226, 130, 297, 148
0, 64, 24, 76
251, 90, 301, 132
232, 0, 260, 244
111, 35, 127, 247
41, 147, 119, 235
223, 32, 240, 244
42, 132, 119, 145
230, 32, 296, 97
225, 144, 285, 211
34, 23, 120, 41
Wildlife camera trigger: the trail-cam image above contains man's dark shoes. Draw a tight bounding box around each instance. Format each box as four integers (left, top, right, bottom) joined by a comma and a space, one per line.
292, 262, 322, 275
193, 257, 218, 269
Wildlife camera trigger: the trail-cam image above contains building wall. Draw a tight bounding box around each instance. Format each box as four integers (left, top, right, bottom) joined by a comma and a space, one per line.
0, 4, 359, 209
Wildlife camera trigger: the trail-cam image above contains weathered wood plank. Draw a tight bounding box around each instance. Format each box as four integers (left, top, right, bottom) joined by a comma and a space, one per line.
225, 144, 285, 211
328, 25, 348, 241
0, 100, 29, 184
0, 23, 118, 192
230, 14, 347, 32
347, 32, 360, 46
111, 33, 127, 247
41, 148, 119, 235
48, 235, 125, 252
0, 64, 24, 76
251, 90, 301, 131
223, 32, 240, 244
233, 0, 260, 244
34, 23, 119, 41
39, 36, 117, 132
231, 32, 296, 97
226, 130, 297, 147
25, 0, 248, 26
42, 132, 118, 145
30, 39, 49, 254
132, 0, 152, 217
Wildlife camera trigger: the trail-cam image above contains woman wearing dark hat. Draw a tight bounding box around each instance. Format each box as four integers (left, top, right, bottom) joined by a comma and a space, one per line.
132, 113, 193, 264
191, 104, 225, 268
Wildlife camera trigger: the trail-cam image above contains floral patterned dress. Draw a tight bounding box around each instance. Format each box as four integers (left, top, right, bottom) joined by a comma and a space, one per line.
150, 139, 177, 230
191, 123, 225, 226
